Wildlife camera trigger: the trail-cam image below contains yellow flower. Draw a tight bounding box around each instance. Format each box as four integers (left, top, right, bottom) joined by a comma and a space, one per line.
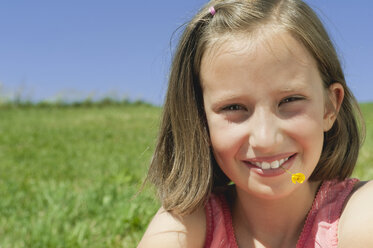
280, 165, 306, 184
291, 173, 305, 184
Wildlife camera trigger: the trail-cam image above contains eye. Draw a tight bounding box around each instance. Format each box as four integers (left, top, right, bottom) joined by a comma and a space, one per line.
220, 104, 249, 123
222, 104, 245, 111
279, 96, 304, 105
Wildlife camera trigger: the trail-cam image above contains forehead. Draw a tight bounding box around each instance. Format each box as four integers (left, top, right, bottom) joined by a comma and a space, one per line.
200, 29, 320, 88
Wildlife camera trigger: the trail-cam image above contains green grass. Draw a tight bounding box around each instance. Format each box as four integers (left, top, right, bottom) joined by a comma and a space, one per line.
0, 103, 372, 247
353, 103, 373, 179
0, 105, 161, 247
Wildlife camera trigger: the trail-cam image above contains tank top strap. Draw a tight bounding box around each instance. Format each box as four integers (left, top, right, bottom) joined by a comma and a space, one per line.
296, 178, 359, 248
204, 193, 238, 248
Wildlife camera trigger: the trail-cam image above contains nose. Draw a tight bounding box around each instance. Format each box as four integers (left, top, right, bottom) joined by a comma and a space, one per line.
248, 108, 282, 151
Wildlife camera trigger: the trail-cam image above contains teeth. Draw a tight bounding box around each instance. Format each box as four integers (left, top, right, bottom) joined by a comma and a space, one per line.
262, 162, 270, 169
270, 160, 280, 169
250, 156, 291, 170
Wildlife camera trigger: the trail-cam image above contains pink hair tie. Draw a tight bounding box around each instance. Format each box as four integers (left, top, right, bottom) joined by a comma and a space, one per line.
209, 6, 216, 16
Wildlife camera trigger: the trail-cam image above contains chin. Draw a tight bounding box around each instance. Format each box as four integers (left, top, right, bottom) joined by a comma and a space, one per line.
237, 177, 303, 200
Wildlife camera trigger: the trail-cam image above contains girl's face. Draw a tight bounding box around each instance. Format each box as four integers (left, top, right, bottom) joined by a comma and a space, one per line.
201, 31, 333, 199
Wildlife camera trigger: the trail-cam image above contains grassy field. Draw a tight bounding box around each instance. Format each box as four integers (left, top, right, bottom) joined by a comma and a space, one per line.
0, 103, 372, 247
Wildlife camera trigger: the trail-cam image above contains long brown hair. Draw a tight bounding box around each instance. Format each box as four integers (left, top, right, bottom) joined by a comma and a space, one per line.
145, 0, 365, 216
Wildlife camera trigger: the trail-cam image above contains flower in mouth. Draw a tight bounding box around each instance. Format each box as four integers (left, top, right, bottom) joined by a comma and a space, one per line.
246, 154, 305, 184
291, 173, 305, 184
280, 166, 305, 184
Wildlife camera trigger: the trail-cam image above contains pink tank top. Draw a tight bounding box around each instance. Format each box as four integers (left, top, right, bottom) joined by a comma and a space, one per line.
204, 178, 359, 248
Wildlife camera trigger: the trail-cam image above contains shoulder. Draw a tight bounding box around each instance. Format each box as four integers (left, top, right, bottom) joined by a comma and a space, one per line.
137, 206, 206, 248
338, 180, 373, 247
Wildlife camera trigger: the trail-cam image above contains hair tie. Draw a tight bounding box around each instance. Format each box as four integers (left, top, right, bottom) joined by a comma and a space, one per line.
209, 6, 216, 16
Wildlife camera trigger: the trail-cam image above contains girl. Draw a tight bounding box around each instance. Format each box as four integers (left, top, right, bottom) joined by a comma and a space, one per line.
139, 0, 372, 247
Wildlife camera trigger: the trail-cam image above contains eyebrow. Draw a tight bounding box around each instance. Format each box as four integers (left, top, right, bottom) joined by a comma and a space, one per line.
279, 87, 302, 94
211, 84, 308, 101
208, 94, 244, 108
277, 82, 310, 94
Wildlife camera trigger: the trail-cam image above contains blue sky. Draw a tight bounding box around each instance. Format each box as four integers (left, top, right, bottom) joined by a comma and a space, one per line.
0, 0, 372, 105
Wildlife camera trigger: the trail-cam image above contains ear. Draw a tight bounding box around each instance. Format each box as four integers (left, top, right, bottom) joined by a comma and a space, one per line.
323, 83, 344, 132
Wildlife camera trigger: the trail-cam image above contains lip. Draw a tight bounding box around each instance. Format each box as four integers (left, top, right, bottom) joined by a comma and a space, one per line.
245, 152, 296, 163
243, 153, 297, 177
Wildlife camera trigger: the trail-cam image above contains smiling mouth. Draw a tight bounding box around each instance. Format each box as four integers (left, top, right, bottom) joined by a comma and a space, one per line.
245, 154, 296, 170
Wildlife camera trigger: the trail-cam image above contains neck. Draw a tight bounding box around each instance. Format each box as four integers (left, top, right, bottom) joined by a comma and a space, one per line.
232, 181, 321, 248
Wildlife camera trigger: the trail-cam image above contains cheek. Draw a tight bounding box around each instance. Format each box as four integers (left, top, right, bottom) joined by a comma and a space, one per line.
287, 109, 325, 158
207, 118, 246, 160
